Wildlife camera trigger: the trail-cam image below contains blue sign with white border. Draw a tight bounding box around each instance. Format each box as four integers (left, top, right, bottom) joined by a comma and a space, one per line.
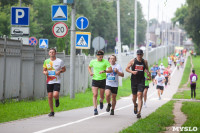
39, 39, 48, 48
76, 17, 89, 30
52, 5, 68, 21
76, 32, 91, 49
11, 7, 29, 26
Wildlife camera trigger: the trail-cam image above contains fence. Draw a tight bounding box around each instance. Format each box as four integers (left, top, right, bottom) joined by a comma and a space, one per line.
0, 38, 174, 100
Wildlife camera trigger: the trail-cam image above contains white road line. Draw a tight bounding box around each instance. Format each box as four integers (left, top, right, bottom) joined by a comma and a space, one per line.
34, 66, 177, 133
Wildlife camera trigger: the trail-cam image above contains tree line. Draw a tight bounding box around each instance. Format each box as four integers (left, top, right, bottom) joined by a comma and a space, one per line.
172, 0, 200, 54
0, 0, 146, 55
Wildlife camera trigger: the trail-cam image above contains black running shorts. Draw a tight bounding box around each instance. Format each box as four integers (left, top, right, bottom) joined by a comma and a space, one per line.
92, 79, 106, 89
131, 83, 145, 95
151, 75, 156, 80
47, 83, 60, 93
156, 85, 164, 90
105, 85, 118, 94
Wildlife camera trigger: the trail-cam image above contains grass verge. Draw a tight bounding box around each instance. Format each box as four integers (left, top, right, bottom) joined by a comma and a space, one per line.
120, 101, 175, 133
181, 102, 200, 133
0, 78, 131, 123
173, 55, 200, 99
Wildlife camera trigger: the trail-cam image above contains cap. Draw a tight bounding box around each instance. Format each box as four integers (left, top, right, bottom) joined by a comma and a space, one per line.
137, 49, 143, 54
161, 63, 163, 65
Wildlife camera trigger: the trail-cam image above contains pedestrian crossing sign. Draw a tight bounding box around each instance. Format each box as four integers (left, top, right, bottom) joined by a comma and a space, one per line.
39, 39, 48, 49
76, 32, 91, 49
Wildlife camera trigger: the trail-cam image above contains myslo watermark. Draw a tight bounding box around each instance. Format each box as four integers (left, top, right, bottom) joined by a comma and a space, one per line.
172, 127, 198, 132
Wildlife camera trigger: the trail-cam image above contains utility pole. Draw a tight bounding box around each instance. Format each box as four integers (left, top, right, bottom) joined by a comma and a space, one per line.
146, 0, 150, 60
20, 0, 22, 7
116, 0, 122, 86
134, 0, 137, 58
69, 2, 76, 98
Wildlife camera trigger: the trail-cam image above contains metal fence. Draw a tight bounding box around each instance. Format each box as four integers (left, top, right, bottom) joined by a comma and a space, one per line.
0, 38, 174, 100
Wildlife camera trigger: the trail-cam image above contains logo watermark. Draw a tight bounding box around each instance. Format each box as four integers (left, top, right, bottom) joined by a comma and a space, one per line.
172, 127, 198, 132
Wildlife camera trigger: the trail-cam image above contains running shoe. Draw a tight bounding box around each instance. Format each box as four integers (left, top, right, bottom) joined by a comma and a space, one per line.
94, 109, 98, 115
100, 102, 104, 109
110, 109, 114, 115
144, 102, 147, 108
134, 103, 138, 114
159, 97, 161, 100
106, 103, 111, 112
55, 99, 59, 107
137, 113, 141, 118
48, 112, 54, 117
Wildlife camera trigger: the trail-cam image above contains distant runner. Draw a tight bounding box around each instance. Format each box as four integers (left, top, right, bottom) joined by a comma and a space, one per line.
105, 55, 124, 115
159, 63, 165, 75
88, 50, 112, 115
150, 65, 157, 86
43, 48, 66, 117
163, 68, 169, 88
154, 71, 165, 100
190, 70, 198, 100
126, 49, 150, 118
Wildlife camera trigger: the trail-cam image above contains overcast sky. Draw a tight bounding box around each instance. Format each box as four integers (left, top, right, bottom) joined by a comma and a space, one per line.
138, 0, 186, 22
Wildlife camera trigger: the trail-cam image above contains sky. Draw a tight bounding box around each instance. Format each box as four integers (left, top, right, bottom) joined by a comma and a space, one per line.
138, 0, 186, 22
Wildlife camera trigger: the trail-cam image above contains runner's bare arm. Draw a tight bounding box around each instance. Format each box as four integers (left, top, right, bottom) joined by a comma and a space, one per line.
115, 68, 124, 77
88, 66, 94, 76
43, 68, 48, 76
126, 59, 138, 75
144, 60, 151, 77
99, 66, 112, 74
56, 66, 66, 75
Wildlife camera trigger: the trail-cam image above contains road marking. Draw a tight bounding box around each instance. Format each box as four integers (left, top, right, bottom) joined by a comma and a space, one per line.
34, 66, 178, 133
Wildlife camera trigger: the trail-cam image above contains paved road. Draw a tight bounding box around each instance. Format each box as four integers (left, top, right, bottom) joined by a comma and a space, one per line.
0, 57, 187, 133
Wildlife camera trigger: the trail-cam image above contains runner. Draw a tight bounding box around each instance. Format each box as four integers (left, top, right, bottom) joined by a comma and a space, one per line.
88, 50, 112, 115
167, 65, 172, 85
126, 49, 150, 118
176, 57, 180, 70
168, 56, 172, 67
143, 71, 151, 108
174, 55, 177, 66
190, 70, 198, 100
105, 55, 124, 115
154, 70, 165, 100
159, 63, 165, 75
150, 65, 157, 86
163, 68, 169, 88
43, 48, 66, 117
180, 56, 185, 68
155, 64, 160, 75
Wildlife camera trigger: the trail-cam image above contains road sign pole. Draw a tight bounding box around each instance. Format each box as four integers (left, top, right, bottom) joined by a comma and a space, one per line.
70, 3, 76, 99
134, 0, 137, 58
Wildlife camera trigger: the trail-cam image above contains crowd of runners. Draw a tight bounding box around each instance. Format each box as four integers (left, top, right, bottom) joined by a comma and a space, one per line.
42, 48, 193, 119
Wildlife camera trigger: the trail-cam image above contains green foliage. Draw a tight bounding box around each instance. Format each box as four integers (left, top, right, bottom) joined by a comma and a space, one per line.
120, 101, 175, 133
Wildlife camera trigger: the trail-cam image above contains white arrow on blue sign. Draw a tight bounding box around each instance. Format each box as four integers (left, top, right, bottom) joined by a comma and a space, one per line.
76, 17, 89, 30
39, 39, 48, 49
52, 5, 68, 21
11, 7, 29, 26
76, 32, 91, 49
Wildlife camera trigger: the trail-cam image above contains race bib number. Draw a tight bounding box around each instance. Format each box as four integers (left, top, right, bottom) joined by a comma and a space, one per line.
48, 70, 56, 76
107, 76, 115, 81
158, 80, 162, 83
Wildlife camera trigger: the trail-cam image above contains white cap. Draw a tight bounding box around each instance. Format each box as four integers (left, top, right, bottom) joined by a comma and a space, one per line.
161, 63, 163, 65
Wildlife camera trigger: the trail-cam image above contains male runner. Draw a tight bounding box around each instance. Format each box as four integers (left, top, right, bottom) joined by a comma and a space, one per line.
105, 55, 124, 115
43, 48, 66, 117
154, 71, 165, 100
150, 65, 157, 86
126, 49, 150, 118
88, 50, 112, 115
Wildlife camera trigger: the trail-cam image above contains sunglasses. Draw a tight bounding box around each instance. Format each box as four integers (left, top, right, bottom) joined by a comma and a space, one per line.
137, 54, 142, 55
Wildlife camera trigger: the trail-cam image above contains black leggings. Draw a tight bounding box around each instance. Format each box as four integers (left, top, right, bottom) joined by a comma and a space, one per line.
191, 84, 196, 98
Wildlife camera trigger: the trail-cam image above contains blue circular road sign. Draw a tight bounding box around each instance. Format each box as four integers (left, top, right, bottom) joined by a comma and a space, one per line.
29, 37, 38, 45
76, 16, 89, 30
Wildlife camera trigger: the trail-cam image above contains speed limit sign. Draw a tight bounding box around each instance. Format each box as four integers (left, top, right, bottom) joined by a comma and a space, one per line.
52, 22, 68, 38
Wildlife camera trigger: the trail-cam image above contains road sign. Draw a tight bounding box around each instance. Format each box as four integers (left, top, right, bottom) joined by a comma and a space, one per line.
11, 37, 29, 45
76, 32, 91, 49
76, 17, 89, 30
39, 39, 48, 48
29, 37, 38, 46
11, 27, 29, 37
52, 5, 67, 21
92, 36, 105, 50
52, 22, 68, 38
11, 7, 29, 26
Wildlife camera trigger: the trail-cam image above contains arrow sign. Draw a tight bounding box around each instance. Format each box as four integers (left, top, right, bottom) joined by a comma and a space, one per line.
76, 16, 89, 30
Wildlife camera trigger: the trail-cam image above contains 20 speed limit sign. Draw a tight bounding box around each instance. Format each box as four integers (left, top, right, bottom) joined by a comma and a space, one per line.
52, 22, 68, 38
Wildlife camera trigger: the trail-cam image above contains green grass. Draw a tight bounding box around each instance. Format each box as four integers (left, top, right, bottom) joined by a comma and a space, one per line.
181, 102, 200, 133
173, 56, 200, 99
179, 56, 191, 88
120, 101, 175, 133
0, 78, 131, 123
